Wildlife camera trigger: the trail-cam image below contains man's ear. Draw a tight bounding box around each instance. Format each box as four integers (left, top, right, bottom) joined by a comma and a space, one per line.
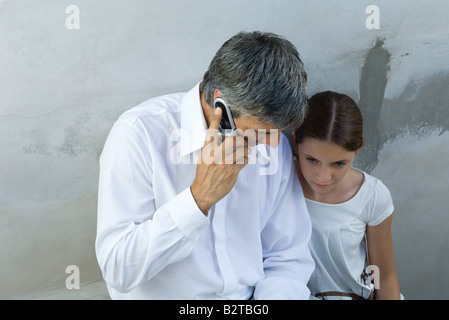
213, 89, 222, 101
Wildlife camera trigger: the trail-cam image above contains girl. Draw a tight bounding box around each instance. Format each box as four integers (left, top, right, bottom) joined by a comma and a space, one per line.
292, 91, 401, 300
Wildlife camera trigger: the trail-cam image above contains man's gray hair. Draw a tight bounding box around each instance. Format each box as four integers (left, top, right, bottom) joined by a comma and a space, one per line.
200, 31, 308, 129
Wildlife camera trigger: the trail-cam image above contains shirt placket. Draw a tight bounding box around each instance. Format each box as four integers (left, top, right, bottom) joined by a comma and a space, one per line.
211, 203, 239, 296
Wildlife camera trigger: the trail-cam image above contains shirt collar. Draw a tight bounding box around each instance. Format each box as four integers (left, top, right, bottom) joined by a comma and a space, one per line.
179, 82, 208, 156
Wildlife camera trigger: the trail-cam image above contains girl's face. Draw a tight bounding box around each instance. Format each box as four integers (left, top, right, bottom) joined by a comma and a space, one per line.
293, 136, 360, 196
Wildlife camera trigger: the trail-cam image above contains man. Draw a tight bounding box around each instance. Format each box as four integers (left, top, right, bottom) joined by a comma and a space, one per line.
95, 31, 314, 299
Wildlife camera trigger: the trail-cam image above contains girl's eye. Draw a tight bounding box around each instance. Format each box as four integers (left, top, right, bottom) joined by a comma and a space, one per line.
306, 157, 317, 164
334, 161, 346, 168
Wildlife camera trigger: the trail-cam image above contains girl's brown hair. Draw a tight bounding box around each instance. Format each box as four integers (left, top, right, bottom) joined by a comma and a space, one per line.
294, 91, 364, 152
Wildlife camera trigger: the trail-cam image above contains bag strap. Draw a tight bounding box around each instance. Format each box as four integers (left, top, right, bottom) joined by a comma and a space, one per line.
315, 291, 373, 300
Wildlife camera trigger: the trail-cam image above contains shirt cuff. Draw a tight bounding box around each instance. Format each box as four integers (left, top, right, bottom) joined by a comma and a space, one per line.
166, 187, 209, 239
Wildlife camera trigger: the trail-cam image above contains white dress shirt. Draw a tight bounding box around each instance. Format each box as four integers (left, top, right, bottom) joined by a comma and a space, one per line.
95, 83, 314, 300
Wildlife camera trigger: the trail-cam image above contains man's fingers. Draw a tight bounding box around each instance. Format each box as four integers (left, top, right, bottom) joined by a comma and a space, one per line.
231, 146, 252, 165
221, 136, 247, 152
203, 112, 253, 166
219, 136, 241, 162
218, 136, 252, 164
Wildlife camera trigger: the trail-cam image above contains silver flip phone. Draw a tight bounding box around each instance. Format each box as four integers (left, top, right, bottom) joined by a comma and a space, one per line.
213, 97, 236, 136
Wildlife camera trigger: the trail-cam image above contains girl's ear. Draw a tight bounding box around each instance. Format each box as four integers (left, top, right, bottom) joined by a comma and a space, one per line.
354, 140, 365, 156
291, 132, 299, 157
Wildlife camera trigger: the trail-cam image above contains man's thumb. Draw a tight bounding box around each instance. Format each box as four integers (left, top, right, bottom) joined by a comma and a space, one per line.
204, 106, 222, 145
209, 106, 222, 130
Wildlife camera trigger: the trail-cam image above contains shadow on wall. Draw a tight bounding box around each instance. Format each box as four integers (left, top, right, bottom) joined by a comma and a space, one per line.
354, 38, 390, 173
355, 38, 449, 171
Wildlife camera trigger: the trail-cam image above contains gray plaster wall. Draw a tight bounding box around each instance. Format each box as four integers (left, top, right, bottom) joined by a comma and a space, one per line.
1, 0, 448, 300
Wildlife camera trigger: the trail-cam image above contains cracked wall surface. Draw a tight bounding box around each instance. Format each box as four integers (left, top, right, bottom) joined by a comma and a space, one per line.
1, 0, 448, 299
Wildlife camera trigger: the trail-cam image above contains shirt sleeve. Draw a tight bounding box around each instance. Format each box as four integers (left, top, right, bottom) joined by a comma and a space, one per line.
95, 119, 208, 293
362, 178, 395, 226
253, 136, 315, 300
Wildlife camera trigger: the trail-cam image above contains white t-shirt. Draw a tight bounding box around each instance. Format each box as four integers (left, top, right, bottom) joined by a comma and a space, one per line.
306, 170, 394, 299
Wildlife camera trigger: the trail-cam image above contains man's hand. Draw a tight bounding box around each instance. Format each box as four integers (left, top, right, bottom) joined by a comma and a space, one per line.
190, 107, 251, 215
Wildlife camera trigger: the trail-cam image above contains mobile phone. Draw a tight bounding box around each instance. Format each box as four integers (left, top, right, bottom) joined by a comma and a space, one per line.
214, 97, 236, 136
